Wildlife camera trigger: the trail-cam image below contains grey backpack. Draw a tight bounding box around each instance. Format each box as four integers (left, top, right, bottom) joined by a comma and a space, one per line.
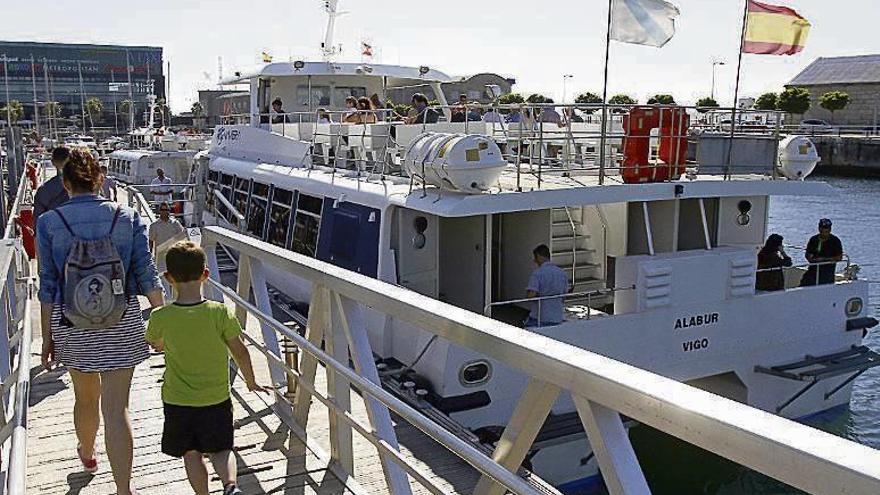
55, 205, 128, 329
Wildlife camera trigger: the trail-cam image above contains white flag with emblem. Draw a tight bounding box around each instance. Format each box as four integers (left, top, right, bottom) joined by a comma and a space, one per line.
611, 0, 680, 48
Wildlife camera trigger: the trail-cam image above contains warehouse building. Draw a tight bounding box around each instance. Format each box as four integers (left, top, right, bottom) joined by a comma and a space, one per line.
787, 54, 880, 126
0, 41, 163, 129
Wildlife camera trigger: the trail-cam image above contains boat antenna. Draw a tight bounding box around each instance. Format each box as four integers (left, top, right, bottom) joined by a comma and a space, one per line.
320, 0, 348, 61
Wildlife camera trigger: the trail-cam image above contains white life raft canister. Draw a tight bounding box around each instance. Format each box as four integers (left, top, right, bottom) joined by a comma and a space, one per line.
403, 132, 506, 193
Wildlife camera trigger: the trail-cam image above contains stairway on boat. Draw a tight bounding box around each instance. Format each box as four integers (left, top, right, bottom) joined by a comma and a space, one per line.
550, 207, 605, 306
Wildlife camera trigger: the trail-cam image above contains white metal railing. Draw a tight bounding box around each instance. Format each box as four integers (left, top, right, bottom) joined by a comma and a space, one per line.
0, 184, 35, 495
483, 286, 634, 322
201, 226, 880, 495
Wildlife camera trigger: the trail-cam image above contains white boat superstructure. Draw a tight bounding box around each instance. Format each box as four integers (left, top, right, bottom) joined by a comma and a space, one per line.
187, 3, 878, 491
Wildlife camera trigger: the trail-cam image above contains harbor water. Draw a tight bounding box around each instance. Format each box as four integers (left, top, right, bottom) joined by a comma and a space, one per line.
617, 177, 880, 495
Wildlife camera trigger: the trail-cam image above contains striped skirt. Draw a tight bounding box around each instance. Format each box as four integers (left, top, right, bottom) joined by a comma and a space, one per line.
51, 296, 150, 373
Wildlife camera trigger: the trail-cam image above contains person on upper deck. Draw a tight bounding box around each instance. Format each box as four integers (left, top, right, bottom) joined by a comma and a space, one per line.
342, 96, 359, 123
450, 94, 468, 122
405, 93, 439, 125
369, 93, 387, 121
316, 108, 332, 124
483, 107, 504, 123
525, 245, 570, 328
467, 102, 483, 122
349, 97, 377, 124
538, 99, 563, 127
270, 98, 291, 124
150, 168, 174, 205
756, 234, 792, 291
800, 218, 843, 286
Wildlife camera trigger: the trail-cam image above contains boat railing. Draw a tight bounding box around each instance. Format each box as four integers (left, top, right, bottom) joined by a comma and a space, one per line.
225, 103, 790, 192
755, 244, 856, 288
201, 225, 880, 495
483, 285, 635, 322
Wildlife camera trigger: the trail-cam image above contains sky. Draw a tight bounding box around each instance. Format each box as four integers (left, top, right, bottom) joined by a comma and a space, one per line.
2, 0, 879, 113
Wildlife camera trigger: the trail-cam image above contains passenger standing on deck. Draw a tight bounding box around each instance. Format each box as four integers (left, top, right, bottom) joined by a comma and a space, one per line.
525, 244, 570, 327
149, 202, 186, 299
800, 218, 844, 286
99, 165, 118, 202
150, 168, 174, 205
37, 148, 163, 495
270, 97, 291, 124
756, 234, 792, 291
146, 241, 266, 495
33, 146, 71, 220
405, 93, 439, 124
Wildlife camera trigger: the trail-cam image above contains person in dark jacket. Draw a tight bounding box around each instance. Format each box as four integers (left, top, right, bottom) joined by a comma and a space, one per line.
800, 218, 843, 286
33, 146, 70, 220
756, 234, 792, 291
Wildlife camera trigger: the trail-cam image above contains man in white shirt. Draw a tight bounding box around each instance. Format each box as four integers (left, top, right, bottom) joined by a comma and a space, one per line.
99, 165, 118, 201
150, 168, 174, 204
149, 202, 187, 298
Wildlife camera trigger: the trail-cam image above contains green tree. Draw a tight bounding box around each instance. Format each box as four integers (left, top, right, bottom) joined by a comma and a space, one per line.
526, 93, 549, 104
393, 103, 412, 118
575, 92, 602, 113
85, 97, 103, 129
754, 92, 778, 111
190, 101, 205, 118
45, 101, 62, 119
120, 100, 135, 128
777, 87, 811, 118
498, 93, 525, 105
608, 94, 637, 113
695, 97, 720, 113
1, 100, 24, 124
647, 94, 676, 105
818, 91, 850, 124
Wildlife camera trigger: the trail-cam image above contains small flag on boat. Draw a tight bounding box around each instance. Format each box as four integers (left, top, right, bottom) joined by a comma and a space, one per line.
262, 51, 273, 63
610, 0, 681, 48
361, 41, 373, 57
743, 0, 811, 55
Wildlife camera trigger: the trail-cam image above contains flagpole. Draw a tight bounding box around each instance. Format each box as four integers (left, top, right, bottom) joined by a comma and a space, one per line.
726, 0, 750, 179
598, 0, 614, 185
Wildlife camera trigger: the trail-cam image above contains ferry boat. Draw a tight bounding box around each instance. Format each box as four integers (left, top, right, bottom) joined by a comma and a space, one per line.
187, 1, 879, 491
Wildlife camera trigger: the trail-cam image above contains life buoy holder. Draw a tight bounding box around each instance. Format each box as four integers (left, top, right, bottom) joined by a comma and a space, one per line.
621, 106, 690, 183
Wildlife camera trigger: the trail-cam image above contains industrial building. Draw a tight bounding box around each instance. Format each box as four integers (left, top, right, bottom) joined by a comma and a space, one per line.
0, 41, 163, 129
787, 54, 880, 127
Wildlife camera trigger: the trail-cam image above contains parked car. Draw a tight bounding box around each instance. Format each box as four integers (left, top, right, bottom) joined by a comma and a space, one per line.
799, 119, 833, 133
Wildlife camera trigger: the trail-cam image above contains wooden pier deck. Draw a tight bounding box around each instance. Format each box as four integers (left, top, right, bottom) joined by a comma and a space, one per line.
25, 299, 482, 495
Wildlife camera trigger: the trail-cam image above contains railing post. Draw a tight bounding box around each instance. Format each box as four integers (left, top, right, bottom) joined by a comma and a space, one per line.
574, 396, 651, 495
293, 285, 330, 427
234, 254, 252, 327
202, 236, 224, 303
473, 377, 560, 495
331, 292, 413, 495
248, 257, 287, 389
325, 289, 354, 474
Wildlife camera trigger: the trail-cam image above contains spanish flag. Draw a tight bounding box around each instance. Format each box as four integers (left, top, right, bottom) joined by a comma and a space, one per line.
744, 0, 810, 55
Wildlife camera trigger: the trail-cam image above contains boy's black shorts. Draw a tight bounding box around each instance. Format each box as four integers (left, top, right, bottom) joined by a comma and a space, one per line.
162, 399, 234, 458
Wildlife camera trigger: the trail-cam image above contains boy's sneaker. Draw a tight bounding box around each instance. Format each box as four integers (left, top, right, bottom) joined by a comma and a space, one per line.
76, 445, 98, 474
223, 484, 243, 495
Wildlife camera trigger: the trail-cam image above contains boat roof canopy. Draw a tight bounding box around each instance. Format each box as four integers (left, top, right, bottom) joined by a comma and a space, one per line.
224, 61, 454, 87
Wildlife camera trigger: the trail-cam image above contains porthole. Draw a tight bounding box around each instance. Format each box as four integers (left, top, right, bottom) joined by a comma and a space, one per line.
459, 360, 492, 387
846, 297, 864, 317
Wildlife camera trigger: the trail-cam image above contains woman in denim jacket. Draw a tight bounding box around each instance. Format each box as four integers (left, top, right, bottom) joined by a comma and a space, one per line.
37, 148, 163, 495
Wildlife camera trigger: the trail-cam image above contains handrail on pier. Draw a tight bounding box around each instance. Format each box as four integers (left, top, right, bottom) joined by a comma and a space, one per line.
201, 225, 880, 495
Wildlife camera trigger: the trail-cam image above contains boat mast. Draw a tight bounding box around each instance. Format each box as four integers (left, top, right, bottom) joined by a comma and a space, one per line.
321, 0, 346, 61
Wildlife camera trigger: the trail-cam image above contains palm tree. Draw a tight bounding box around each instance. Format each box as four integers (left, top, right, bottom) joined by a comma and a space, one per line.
2, 100, 24, 125
120, 100, 134, 129
85, 97, 104, 130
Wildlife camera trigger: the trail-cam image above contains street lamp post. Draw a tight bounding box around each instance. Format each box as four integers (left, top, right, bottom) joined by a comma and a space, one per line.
562, 74, 574, 104
711, 60, 726, 101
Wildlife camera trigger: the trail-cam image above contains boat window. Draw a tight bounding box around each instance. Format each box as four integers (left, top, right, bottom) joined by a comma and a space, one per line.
292, 194, 323, 257
234, 177, 250, 217
296, 85, 330, 107
247, 182, 270, 240
333, 87, 367, 106
268, 188, 294, 248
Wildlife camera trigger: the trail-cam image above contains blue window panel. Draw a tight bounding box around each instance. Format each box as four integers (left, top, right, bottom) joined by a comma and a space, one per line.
316, 201, 380, 278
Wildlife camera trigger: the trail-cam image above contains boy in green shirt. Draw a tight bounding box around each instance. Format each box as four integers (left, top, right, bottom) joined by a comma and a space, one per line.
146, 241, 266, 495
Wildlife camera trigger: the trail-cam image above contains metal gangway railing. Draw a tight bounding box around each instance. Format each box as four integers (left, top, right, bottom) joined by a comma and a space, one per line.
0, 158, 37, 495
201, 225, 880, 495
